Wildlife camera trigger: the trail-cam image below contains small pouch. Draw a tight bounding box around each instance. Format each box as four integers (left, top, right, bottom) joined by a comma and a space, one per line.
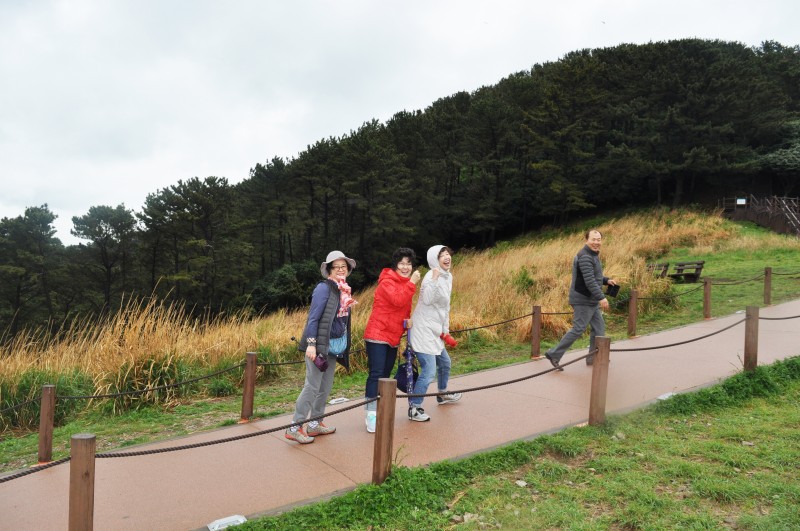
313, 353, 329, 372
605, 284, 620, 298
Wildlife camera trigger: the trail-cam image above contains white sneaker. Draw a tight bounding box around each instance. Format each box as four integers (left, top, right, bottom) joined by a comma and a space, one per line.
437, 392, 462, 405
408, 406, 430, 422
366, 411, 377, 433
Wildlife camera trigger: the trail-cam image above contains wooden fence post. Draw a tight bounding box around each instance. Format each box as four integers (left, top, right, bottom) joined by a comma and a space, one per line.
744, 306, 759, 372
703, 278, 712, 320
627, 289, 638, 337
530, 305, 542, 359
588, 337, 611, 426
372, 378, 397, 485
763, 267, 772, 306
239, 352, 257, 423
69, 433, 96, 531
37, 384, 56, 464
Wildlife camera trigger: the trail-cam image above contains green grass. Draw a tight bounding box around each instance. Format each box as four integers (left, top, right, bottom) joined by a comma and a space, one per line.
240, 358, 800, 530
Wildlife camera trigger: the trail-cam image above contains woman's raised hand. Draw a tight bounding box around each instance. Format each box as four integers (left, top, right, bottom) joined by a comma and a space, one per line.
411, 270, 421, 284
431, 267, 441, 281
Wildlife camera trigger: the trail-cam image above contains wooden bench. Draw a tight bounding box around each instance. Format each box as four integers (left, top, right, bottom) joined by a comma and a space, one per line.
668, 261, 705, 283
646, 262, 670, 278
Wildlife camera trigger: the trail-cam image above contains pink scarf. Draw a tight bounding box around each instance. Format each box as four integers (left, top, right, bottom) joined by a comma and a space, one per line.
337, 279, 357, 317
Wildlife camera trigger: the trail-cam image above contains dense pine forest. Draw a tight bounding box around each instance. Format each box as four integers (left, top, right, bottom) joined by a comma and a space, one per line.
2, 38, 799, 336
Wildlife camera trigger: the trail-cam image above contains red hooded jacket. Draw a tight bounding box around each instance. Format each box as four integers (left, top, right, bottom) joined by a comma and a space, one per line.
364, 267, 417, 346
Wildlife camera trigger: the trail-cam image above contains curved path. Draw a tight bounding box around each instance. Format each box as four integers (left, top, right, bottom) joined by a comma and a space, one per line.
2, 299, 800, 530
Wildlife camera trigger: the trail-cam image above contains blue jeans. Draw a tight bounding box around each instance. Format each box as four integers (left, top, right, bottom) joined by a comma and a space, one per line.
409, 349, 452, 408
546, 304, 605, 363
364, 341, 398, 411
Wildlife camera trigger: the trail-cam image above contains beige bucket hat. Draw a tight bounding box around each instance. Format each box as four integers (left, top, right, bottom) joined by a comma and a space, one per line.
320, 250, 356, 278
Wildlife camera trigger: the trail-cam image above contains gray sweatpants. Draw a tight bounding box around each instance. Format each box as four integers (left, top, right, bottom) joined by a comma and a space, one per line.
292, 355, 337, 425
546, 304, 605, 363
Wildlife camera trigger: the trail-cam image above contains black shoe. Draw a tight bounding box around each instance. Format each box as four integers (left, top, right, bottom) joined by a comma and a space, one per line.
545, 353, 564, 371
586, 357, 594, 366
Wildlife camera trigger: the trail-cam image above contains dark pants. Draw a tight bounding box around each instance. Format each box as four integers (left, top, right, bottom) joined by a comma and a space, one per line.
365, 342, 398, 411
546, 303, 605, 363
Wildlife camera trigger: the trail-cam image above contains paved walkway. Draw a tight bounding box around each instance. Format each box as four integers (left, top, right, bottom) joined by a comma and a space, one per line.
2, 299, 800, 530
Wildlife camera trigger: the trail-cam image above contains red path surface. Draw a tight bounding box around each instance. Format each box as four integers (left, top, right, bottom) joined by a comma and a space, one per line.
2, 299, 800, 530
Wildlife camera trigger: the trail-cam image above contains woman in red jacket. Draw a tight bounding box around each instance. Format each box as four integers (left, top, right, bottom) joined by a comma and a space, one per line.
363, 248, 420, 433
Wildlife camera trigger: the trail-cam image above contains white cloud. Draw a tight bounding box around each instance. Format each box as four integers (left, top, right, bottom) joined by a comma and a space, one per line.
1, 0, 797, 244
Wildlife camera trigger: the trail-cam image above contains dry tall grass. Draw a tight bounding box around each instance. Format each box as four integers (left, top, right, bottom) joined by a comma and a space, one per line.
448, 208, 735, 341
0, 208, 740, 397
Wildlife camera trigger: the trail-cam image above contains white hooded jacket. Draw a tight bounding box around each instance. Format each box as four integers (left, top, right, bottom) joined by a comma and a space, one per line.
410, 245, 452, 355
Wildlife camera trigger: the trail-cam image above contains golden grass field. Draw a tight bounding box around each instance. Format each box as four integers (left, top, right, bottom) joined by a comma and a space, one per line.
4, 207, 796, 398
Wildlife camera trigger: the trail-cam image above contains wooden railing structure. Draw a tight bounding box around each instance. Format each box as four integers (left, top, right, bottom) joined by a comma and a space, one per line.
720, 195, 800, 237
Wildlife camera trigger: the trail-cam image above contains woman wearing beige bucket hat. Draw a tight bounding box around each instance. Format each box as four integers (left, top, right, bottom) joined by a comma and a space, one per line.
286, 251, 357, 444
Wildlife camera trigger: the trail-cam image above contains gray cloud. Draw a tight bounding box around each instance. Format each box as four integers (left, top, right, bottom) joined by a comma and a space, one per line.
1, 0, 797, 244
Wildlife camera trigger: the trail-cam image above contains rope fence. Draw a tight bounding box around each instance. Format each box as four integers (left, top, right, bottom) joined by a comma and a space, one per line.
636, 283, 705, 301
759, 314, 800, 320
0, 396, 41, 416
0, 457, 71, 485
58, 362, 247, 401
0, 399, 376, 485
257, 359, 304, 367
96, 397, 374, 459
710, 273, 765, 286
610, 317, 747, 352
1, 357, 305, 414
398, 351, 593, 400
451, 313, 531, 333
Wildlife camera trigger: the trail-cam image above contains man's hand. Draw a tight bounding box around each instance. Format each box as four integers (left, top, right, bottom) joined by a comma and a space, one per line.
607, 278, 618, 286
599, 298, 610, 311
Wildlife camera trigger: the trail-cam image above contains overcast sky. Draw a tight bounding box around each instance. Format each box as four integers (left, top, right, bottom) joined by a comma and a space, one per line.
1, 1, 797, 245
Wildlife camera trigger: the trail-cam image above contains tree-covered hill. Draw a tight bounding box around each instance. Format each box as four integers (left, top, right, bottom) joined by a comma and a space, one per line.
1, 38, 798, 335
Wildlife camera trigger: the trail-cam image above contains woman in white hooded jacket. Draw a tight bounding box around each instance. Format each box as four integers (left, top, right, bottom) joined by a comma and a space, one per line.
407, 245, 462, 422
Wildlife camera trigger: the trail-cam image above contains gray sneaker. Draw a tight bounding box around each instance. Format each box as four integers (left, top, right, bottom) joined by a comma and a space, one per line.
408, 406, 430, 422
307, 422, 336, 436
437, 392, 462, 404
285, 427, 315, 444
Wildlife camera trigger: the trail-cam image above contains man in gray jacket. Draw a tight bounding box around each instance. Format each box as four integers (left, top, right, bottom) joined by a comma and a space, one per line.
545, 229, 617, 369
